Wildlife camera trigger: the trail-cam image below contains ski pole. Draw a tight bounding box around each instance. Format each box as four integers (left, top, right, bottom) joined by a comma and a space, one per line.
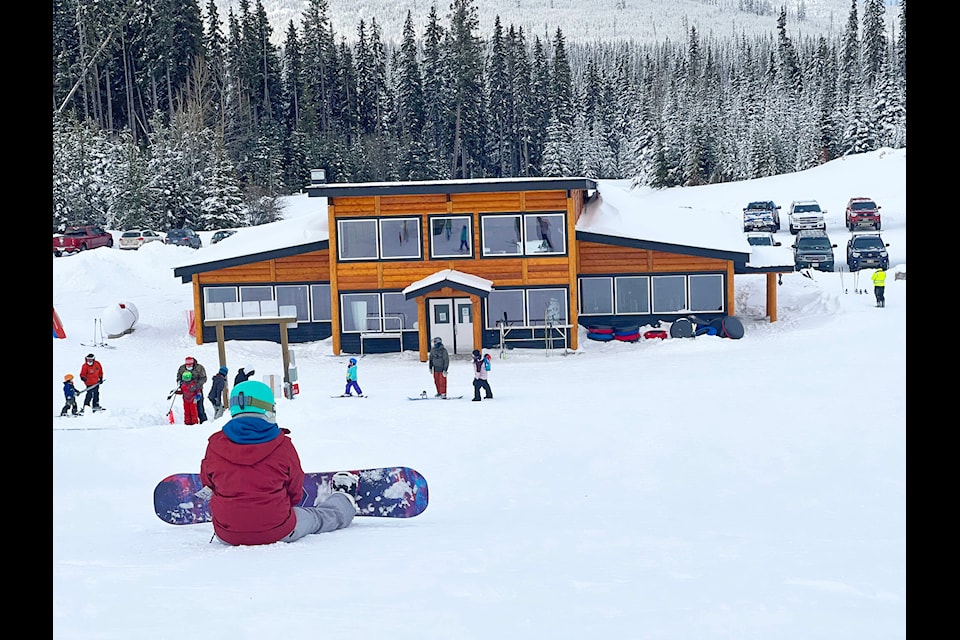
166, 394, 177, 424
840, 266, 845, 294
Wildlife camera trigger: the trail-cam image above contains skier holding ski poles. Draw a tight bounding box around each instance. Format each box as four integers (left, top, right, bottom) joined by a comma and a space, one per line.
79, 353, 104, 413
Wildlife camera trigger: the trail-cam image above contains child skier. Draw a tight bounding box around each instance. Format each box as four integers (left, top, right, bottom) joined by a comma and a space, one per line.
208, 366, 228, 419
60, 373, 79, 416
178, 370, 201, 425
471, 350, 494, 401
344, 357, 363, 397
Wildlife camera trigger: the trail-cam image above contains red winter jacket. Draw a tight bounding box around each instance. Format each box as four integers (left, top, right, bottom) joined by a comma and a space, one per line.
199, 428, 305, 545
80, 360, 103, 387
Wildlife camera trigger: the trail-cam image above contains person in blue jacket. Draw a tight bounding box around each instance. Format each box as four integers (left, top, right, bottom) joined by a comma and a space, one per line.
60, 373, 79, 416
344, 358, 363, 397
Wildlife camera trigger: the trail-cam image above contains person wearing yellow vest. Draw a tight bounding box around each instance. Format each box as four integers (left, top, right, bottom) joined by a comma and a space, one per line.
871, 267, 887, 307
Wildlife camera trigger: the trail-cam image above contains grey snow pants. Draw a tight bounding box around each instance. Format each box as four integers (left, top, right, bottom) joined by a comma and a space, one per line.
283, 493, 357, 542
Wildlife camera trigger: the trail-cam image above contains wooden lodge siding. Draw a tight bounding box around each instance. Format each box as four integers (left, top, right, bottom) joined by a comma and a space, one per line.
578, 241, 726, 274
194, 250, 330, 285
326, 189, 582, 356
577, 240, 737, 317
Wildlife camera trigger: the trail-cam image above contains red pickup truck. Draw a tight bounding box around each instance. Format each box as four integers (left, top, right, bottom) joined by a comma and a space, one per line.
53, 225, 114, 256
845, 197, 881, 231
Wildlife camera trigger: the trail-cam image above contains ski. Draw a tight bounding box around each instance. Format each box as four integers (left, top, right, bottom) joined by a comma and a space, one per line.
330, 394, 369, 398
408, 394, 463, 401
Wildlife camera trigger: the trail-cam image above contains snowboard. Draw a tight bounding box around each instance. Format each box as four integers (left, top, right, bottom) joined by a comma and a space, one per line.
330, 394, 369, 398
154, 466, 429, 525
408, 395, 463, 400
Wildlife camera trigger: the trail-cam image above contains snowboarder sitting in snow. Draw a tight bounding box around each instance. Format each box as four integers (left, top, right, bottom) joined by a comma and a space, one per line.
208, 366, 228, 419
60, 373, 79, 416
177, 371, 202, 425
198, 380, 358, 546
344, 357, 363, 397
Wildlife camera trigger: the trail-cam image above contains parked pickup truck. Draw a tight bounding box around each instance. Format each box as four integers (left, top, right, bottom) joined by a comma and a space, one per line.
742, 201, 781, 232
845, 197, 881, 231
53, 225, 114, 256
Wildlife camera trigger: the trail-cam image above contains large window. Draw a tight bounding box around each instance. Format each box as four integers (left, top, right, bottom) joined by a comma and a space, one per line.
524, 214, 564, 255
480, 212, 565, 257
338, 217, 422, 260
579, 277, 614, 315
486, 290, 525, 328
382, 292, 418, 331
340, 293, 382, 332
340, 292, 419, 333
528, 288, 568, 326
380, 218, 422, 259
202, 284, 340, 324
203, 286, 237, 319
276, 285, 309, 322
337, 219, 378, 260
615, 276, 650, 314
580, 274, 722, 316
486, 288, 568, 328
310, 284, 332, 322
651, 276, 687, 313
430, 215, 473, 258
689, 274, 724, 312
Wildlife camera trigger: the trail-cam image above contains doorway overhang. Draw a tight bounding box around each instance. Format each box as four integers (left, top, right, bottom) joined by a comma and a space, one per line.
403, 269, 494, 300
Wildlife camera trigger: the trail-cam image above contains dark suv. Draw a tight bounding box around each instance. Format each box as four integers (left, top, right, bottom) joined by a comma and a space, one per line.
792, 229, 836, 272
164, 228, 202, 249
846, 233, 889, 271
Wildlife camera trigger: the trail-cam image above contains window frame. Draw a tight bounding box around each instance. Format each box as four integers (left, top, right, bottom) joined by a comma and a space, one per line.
480, 211, 566, 258
429, 215, 474, 258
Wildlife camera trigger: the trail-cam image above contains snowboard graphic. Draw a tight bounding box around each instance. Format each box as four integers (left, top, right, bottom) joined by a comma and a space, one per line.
154, 467, 429, 525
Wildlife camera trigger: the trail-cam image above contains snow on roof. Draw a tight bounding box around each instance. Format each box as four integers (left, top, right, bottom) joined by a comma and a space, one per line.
174, 184, 794, 272
581, 180, 747, 253
403, 269, 494, 298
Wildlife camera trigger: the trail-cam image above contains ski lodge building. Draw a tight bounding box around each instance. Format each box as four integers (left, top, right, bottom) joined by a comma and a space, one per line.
173, 173, 794, 361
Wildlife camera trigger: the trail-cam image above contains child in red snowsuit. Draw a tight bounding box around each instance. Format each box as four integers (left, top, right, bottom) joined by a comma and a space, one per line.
178, 371, 201, 425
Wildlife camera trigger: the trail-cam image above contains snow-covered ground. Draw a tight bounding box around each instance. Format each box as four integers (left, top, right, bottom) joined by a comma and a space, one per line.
53, 149, 906, 640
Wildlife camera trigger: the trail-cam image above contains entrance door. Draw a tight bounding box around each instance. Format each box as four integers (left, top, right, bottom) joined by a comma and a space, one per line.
428, 297, 473, 355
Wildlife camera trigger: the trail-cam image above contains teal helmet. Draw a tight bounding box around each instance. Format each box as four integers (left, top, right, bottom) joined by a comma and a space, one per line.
229, 380, 276, 418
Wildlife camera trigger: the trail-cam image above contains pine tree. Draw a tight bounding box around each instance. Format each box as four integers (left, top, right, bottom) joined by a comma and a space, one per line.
485, 17, 511, 177
860, 0, 887, 89
838, 0, 860, 106
444, 0, 486, 178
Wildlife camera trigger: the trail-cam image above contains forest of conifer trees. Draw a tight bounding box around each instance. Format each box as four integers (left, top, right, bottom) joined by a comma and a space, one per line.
52, 0, 905, 234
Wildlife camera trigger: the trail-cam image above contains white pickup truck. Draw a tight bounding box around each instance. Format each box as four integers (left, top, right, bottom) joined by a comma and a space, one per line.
788, 200, 826, 234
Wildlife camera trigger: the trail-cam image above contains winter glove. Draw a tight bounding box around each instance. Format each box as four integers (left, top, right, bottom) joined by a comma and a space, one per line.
194, 486, 213, 501
442, 372, 447, 378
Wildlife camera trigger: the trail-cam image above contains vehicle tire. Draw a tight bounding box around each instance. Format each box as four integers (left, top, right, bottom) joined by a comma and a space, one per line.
789, 225, 796, 235
79, 243, 87, 251
107, 238, 114, 248
875, 222, 881, 231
